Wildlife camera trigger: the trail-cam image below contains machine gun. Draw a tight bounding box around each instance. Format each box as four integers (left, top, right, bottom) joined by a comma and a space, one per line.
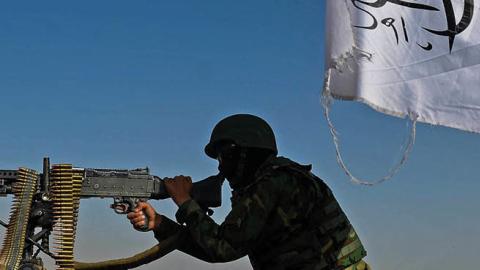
0, 157, 225, 270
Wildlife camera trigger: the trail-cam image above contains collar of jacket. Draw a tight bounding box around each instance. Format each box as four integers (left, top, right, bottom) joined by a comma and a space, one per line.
232, 156, 312, 194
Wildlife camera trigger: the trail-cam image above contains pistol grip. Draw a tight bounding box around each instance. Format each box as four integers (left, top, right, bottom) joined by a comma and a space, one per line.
131, 199, 150, 232
112, 198, 151, 232
138, 209, 150, 232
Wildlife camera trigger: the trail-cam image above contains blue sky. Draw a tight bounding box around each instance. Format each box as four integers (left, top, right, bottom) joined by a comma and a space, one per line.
0, 1, 479, 269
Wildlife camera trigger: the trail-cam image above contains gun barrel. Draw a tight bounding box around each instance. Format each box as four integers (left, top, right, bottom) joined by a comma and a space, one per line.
0, 170, 18, 180
0, 170, 17, 196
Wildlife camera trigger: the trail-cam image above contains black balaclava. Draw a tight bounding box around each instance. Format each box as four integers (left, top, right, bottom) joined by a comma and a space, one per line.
215, 141, 274, 190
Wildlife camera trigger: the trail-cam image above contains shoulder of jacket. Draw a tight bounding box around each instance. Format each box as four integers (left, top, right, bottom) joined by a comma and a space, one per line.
239, 156, 320, 194
256, 156, 314, 179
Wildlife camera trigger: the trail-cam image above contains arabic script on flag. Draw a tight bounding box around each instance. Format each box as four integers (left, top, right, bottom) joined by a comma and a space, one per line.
325, 0, 480, 133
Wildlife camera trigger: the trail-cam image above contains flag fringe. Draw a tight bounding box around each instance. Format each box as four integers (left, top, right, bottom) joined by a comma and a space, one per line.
322, 66, 418, 186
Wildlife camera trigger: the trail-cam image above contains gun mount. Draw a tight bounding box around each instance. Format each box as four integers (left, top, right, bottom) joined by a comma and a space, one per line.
0, 157, 225, 270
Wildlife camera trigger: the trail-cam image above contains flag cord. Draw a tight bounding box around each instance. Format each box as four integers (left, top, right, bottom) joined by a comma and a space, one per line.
321, 83, 418, 186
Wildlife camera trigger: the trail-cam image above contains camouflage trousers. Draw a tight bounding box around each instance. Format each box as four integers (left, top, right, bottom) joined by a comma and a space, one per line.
344, 260, 371, 270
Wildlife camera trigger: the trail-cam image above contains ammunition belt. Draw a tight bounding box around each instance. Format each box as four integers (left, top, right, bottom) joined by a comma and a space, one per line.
0, 168, 38, 270
50, 164, 82, 270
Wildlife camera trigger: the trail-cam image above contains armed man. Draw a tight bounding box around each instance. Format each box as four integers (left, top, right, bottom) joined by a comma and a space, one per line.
127, 114, 371, 270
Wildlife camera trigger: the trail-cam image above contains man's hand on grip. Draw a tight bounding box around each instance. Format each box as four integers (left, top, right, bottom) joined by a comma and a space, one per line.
127, 201, 160, 232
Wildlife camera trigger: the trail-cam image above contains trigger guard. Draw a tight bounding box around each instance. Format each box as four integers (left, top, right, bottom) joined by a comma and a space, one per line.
111, 204, 128, 214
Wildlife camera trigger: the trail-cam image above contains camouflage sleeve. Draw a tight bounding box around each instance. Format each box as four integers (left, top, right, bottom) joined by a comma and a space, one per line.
174, 176, 282, 262
153, 214, 182, 242
152, 214, 218, 262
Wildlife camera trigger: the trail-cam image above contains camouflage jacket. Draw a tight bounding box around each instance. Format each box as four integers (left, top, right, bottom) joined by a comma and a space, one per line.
154, 156, 366, 270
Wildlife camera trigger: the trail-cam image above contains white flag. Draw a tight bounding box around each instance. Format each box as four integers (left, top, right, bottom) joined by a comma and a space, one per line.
325, 0, 480, 133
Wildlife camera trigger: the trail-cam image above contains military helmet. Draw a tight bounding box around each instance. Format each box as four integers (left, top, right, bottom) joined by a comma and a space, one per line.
205, 114, 278, 158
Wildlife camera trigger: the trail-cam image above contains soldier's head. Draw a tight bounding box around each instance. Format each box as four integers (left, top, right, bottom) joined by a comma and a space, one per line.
205, 114, 277, 189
